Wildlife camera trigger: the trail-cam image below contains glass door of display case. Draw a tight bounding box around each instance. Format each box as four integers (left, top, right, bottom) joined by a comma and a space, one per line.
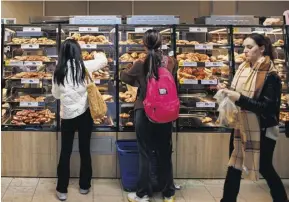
232, 25, 288, 131
118, 25, 175, 132
175, 25, 233, 132
60, 24, 118, 132
1, 24, 58, 131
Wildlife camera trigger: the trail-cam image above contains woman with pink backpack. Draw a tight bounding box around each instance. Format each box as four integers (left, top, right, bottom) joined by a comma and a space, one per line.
120, 29, 179, 202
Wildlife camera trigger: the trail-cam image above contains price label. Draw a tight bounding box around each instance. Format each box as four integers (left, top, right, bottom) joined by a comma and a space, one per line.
80, 44, 97, 49
19, 102, 39, 107
5, 61, 24, 66
233, 27, 252, 34
255, 28, 273, 33
94, 79, 101, 84
79, 27, 99, 32
189, 27, 208, 33
23, 61, 43, 66
183, 62, 197, 67
196, 102, 216, 108
205, 62, 224, 67
21, 78, 40, 84
21, 44, 39, 49
195, 44, 213, 50
161, 44, 168, 50
180, 79, 198, 84
201, 80, 218, 85
135, 27, 153, 33
23, 27, 41, 32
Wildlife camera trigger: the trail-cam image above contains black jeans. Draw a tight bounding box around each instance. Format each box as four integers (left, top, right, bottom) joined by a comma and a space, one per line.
56, 109, 93, 193
222, 131, 288, 202
135, 109, 175, 198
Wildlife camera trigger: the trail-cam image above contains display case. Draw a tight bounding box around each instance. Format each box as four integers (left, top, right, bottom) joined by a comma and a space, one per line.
118, 24, 175, 132
175, 25, 233, 132
1, 24, 58, 131
60, 24, 118, 132
231, 25, 288, 132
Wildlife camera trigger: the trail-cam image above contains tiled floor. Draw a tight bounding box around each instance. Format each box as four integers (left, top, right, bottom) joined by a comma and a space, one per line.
1, 178, 289, 202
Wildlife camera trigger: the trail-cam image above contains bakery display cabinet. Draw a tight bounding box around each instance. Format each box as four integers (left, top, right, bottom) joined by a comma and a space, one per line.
1, 24, 58, 177
231, 25, 289, 132
118, 24, 175, 132
60, 24, 118, 132
175, 25, 233, 132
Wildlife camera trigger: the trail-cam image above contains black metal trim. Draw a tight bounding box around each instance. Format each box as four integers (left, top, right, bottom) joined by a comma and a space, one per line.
115, 24, 120, 132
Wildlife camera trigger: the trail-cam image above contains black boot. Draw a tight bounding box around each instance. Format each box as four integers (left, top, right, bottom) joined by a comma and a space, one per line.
221, 167, 242, 202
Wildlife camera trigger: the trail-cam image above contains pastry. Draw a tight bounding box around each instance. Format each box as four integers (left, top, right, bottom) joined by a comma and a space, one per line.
125, 122, 133, 126
202, 117, 212, 123
120, 113, 130, 118
102, 95, 113, 102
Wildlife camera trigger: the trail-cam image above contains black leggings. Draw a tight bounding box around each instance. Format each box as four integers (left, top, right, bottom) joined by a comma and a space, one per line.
135, 109, 175, 198
56, 109, 93, 193
223, 131, 288, 202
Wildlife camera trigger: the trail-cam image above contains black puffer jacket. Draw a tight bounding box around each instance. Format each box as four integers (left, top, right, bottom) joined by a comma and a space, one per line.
235, 72, 281, 129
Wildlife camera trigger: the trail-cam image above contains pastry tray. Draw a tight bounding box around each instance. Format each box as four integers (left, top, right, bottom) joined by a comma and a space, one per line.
178, 111, 218, 128
5, 91, 55, 106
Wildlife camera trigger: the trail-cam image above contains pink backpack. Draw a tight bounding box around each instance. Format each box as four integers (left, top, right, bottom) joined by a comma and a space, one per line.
143, 57, 180, 123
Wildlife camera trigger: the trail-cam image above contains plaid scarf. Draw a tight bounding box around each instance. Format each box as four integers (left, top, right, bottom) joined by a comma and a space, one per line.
229, 56, 278, 181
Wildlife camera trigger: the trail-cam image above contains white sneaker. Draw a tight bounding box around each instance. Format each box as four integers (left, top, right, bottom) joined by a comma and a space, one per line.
56, 191, 67, 201
79, 188, 89, 195
127, 192, 150, 202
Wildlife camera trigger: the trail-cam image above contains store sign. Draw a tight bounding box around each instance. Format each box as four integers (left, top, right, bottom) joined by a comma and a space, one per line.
205, 62, 224, 67
94, 79, 101, 84
233, 27, 252, 34
79, 27, 99, 32
183, 62, 197, 67
19, 102, 39, 107
196, 102, 215, 108
135, 27, 153, 33
201, 80, 218, 85
23, 27, 41, 32
255, 28, 274, 33
21, 44, 39, 49
189, 27, 208, 33
23, 61, 43, 66
180, 79, 198, 84
5, 61, 23, 66
21, 78, 40, 84
80, 44, 97, 49
195, 44, 213, 50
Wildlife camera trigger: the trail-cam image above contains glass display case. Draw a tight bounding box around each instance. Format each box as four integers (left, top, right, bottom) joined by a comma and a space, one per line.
118, 25, 174, 132
1, 24, 58, 131
175, 25, 233, 132
60, 24, 118, 132
232, 25, 288, 131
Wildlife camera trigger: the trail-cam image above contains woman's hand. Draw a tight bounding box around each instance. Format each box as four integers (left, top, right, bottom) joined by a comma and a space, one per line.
223, 89, 241, 102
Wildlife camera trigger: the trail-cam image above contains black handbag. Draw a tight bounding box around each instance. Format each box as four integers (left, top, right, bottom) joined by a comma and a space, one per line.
285, 121, 289, 138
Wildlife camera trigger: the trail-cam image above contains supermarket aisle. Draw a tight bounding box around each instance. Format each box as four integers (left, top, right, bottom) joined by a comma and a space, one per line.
1, 178, 289, 202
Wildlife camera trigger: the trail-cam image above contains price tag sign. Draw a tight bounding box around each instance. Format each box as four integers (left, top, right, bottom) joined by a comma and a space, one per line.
5, 61, 24, 66
161, 44, 168, 50
21, 44, 39, 49
79, 27, 99, 32
23, 27, 41, 32
255, 28, 274, 33
80, 44, 97, 49
23, 61, 43, 66
201, 80, 218, 85
180, 79, 198, 84
195, 44, 213, 50
196, 102, 216, 108
189, 27, 208, 33
94, 79, 101, 84
205, 62, 224, 67
21, 78, 40, 84
233, 27, 252, 34
19, 102, 39, 107
183, 62, 197, 67
135, 27, 153, 33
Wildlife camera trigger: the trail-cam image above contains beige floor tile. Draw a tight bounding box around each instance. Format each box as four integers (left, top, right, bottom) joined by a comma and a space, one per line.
185, 180, 205, 188
94, 195, 124, 202
215, 196, 247, 202
31, 193, 61, 202
93, 179, 122, 196
181, 186, 215, 202
201, 180, 225, 186
36, 178, 57, 193
9, 178, 39, 187
205, 185, 223, 198
3, 186, 36, 202
1, 178, 13, 187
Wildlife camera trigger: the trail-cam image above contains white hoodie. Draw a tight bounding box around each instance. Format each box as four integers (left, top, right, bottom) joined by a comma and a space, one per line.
52, 53, 108, 119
